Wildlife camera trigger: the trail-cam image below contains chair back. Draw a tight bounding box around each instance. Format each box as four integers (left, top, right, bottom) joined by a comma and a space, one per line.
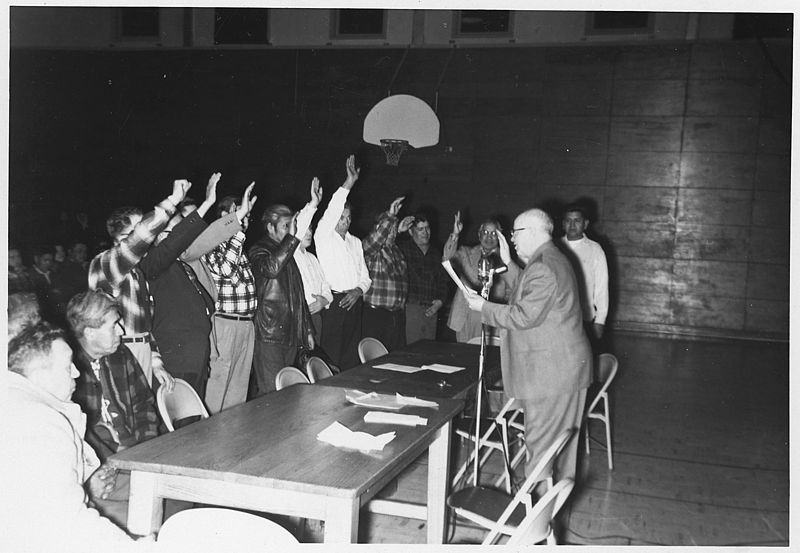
157, 378, 210, 432
305, 356, 333, 383
505, 478, 575, 546
275, 366, 310, 390
358, 337, 389, 363
587, 353, 619, 412
157, 507, 299, 547
467, 335, 501, 346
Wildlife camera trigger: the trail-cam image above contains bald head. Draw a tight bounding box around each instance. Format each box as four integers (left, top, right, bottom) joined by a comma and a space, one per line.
511, 208, 554, 263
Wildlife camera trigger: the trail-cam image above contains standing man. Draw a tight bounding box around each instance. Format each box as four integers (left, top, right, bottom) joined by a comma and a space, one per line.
398, 213, 449, 344
464, 208, 592, 487
202, 185, 259, 412
444, 213, 511, 343
67, 290, 160, 461
249, 178, 321, 394
314, 156, 372, 369
361, 196, 414, 351
89, 180, 190, 389
560, 203, 609, 350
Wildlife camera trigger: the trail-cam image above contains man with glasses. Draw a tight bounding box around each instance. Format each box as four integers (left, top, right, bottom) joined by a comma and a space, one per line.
443, 213, 511, 343
464, 208, 592, 490
67, 290, 160, 461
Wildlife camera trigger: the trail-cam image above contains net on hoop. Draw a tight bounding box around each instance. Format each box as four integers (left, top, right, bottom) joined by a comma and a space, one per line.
380, 139, 409, 166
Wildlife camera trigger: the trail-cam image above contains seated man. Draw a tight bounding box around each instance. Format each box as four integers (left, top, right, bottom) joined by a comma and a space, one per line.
67, 290, 160, 461
3, 322, 137, 550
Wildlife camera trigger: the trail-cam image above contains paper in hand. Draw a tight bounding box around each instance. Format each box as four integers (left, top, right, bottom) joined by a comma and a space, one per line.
442, 260, 472, 295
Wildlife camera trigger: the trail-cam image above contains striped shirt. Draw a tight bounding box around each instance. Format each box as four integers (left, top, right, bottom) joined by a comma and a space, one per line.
203, 231, 257, 316
362, 211, 407, 310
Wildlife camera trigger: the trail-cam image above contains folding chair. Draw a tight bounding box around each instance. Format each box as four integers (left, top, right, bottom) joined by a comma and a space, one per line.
305, 356, 333, 383
358, 337, 389, 363
156, 378, 210, 432
275, 366, 310, 390
157, 507, 299, 547
584, 353, 619, 469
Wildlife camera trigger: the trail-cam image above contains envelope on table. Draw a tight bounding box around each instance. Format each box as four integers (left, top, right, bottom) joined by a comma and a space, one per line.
364, 411, 428, 426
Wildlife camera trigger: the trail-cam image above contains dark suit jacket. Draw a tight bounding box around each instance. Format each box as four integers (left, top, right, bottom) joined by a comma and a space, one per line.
481, 240, 592, 401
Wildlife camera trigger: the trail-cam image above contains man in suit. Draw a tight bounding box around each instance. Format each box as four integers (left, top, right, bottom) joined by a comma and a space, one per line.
464, 208, 592, 487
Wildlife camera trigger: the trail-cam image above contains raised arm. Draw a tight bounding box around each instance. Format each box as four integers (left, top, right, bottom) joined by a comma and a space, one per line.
315, 155, 359, 237
442, 211, 463, 261
193, 172, 220, 218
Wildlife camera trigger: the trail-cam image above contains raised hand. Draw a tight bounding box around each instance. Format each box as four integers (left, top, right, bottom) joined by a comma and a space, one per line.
236, 181, 257, 229
452, 211, 463, 235
343, 154, 360, 190
399, 215, 415, 233
205, 172, 221, 205
310, 177, 323, 207
389, 196, 405, 216
170, 179, 192, 205
497, 230, 512, 265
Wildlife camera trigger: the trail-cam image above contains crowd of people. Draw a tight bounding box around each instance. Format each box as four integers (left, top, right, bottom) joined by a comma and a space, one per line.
5, 153, 609, 548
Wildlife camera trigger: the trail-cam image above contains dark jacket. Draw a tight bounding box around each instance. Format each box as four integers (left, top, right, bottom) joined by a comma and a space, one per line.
248, 234, 314, 347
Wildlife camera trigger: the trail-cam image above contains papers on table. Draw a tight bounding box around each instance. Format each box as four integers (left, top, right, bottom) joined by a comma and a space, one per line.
421, 363, 466, 374
316, 421, 396, 452
345, 390, 440, 410
373, 363, 425, 373
364, 411, 428, 426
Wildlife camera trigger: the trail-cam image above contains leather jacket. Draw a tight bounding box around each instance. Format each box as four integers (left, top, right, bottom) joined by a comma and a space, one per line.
248, 233, 314, 347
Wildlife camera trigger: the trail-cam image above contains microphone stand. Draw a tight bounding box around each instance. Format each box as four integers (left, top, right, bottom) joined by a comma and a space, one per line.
472, 272, 494, 486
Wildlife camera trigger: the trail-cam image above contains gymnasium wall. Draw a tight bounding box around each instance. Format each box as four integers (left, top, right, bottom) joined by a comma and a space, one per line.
9, 40, 791, 340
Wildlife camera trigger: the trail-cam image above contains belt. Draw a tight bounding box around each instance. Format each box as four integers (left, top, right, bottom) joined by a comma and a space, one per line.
121, 335, 151, 344
367, 303, 403, 312
215, 313, 254, 322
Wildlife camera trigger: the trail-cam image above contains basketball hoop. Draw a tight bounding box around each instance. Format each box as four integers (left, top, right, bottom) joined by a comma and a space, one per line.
380, 139, 409, 166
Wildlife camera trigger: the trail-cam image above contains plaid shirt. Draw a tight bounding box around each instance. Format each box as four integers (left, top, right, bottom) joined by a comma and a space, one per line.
72, 345, 160, 460
398, 238, 449, 305
88, 198, 175, 342
203, 231, 257, 316
362, 212, 407, 310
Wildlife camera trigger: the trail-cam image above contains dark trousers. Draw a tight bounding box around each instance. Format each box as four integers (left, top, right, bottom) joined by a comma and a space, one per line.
321, 294, 363, 371
252, 340, 297, 396
362, 303, 406, 352
159, 333, 211, 399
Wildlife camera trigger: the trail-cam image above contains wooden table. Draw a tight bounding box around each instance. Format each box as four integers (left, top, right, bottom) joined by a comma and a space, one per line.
318, 339, 501, 399
109, 384, 464, 544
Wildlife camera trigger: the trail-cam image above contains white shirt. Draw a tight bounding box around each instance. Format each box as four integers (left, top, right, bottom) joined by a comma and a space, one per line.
313, 186, 372, 294
294, 247, 334, 308
562, 235, 609, 325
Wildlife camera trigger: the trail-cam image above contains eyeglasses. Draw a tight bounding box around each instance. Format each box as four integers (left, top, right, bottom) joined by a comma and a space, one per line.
511, 227, 529, 235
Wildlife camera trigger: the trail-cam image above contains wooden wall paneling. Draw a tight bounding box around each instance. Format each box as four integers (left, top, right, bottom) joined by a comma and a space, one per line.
678, 152, 755, 190
754, 154, 791, 191
541, 79, 611, 116
537, 152, 607, 185
677, 188, 752, 225
746, 263, 789, 302
607, 152, 680, 188
616, 256, 674, 293
672, 259, 747, 299
682, 116, 760, 153
686, 79, 762, 116
688, 42, 765, 81
751, 189, 790, 229
542, 46, 615, 81
539, 116, 609, 154
451, 48, 547, 83
673, 222, 750, 261
671, 295, 745, 330
616, 291, 673, 325
745, 299, 789, 334
613, 44, 690, 80
604, 186, 676, 223
536, 184, 606, 215
757, 117, 792, 155
603, 222, 675, 258
612, 79, 686, 116
748, 227, 789, 265
760, 71, 792, 119
609, 116, 683, 152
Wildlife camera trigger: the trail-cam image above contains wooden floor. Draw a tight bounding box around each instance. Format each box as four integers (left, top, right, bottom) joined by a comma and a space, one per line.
96, 332, 789, 546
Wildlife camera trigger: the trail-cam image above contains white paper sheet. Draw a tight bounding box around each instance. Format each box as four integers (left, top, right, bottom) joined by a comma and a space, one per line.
442, 260, 472, 295
395, 393, 439, 409
373, 363, 425, 373
364, 411, 428, 426
345, 390, 405, 410
316, 421, 396, 452
421, 363, 466, 374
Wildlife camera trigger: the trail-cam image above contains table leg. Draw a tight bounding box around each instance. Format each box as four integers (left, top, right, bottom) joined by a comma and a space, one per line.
126, 471, 163, 536
427, 420, 453, 543
322, 497, 359, 543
